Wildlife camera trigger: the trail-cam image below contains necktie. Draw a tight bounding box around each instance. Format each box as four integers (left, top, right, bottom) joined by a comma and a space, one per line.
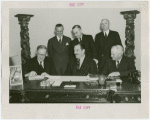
105, 32, 107, 39
76, 59, 80, 70
59, 38, 62, 44
40, 61, 44, 70
116, 61, 119, 69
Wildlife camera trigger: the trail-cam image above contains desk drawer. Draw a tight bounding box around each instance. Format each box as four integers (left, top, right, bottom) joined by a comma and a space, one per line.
25, 90, 109, 103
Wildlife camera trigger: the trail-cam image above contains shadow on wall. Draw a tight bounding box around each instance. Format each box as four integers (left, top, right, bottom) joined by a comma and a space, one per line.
9, 55, 21, 66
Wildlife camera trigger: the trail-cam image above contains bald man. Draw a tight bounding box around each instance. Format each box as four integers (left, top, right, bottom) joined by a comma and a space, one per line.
95, 19, 122, 73
102, 45, 136, 77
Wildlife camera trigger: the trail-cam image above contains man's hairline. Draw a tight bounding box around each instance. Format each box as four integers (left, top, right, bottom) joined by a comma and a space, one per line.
74, 44, 85, 51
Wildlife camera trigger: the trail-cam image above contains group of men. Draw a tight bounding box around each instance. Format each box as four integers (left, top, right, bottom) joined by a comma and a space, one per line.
24, 19, 136, 78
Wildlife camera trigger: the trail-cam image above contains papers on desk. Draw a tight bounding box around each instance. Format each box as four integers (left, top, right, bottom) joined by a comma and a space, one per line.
44, 75, 61, 79
64, 85, 76, 89
52, 81, 62, 87
116, 79, 122, 84
29, 75, 44, 80
29, 75, 99, 82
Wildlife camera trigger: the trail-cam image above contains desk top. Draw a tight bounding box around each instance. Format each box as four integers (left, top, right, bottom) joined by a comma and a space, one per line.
10, 75, 141, 93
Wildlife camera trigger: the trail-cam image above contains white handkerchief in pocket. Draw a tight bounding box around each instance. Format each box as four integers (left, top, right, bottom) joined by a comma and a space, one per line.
66, 42, 69, 46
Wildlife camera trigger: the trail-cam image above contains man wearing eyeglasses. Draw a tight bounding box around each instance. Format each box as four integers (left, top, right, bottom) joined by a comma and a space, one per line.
24, 45, 55, 77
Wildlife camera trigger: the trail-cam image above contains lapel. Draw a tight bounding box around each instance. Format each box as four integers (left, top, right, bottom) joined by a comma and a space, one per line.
106, 30, 112, 42
61, 35, 67, 53
100, 32, 106, 47
34, 56, 40, 70
43, 57, 47, 71
111, 60, 117, 70
103, 30, 112, 49
118, 56, 126, 71
79, 56, 87, 71
53, 36, 61, 53
81, 34, 86, 44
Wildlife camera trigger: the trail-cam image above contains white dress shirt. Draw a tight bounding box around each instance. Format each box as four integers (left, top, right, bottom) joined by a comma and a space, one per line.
57, 36, 63, 42
103, 29, 110, 36
38, 60, 44, 68
79, 55, 85, 68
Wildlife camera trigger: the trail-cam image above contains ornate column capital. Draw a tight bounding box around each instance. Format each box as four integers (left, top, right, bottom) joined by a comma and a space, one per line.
120, 10, 140, 15
120, 10, 140, 59
15, 14, 34, 65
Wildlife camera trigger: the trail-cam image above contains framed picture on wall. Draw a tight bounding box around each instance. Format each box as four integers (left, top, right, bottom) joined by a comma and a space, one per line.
9, 65, 23, 86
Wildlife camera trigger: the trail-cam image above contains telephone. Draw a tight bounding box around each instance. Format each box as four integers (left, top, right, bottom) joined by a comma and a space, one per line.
128, 70, 141, 84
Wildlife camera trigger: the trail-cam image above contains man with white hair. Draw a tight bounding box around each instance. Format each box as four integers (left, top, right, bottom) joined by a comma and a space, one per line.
95, 19, 122, 73
102, 45, 136, 77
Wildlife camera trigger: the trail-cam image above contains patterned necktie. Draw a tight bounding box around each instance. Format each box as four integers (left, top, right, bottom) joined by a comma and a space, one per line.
105, 32, 107, 39
40, 61, 44, 70
116, 61, 119, 69
76, 59, 80, 70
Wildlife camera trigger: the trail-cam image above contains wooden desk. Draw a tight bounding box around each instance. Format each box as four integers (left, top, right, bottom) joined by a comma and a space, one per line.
9, 76, 141, 103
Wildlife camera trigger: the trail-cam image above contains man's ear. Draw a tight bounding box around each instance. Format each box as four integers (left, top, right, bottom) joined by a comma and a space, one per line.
83, 49, 85, 54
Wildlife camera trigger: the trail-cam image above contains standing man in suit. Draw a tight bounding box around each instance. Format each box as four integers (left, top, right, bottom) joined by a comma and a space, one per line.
24, 45, 55, 77
95, 19, 122, 73
47, 24, 71, 75
65, 43, 97, 76
102, 45, 136, 77
70, 25, 98, 64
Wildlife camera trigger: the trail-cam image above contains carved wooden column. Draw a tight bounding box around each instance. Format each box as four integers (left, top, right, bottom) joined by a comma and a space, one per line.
120, 10, 140, 59
15, 14, 34, 65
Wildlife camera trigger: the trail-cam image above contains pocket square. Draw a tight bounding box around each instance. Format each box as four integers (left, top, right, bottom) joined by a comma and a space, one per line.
66, 43, 69, 46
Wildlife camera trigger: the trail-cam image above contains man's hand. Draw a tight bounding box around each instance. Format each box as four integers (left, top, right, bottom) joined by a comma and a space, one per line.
41, 72, 49, 77
108, 72, 120, 77
29, 71, 37, 77
93, 59, 98, 64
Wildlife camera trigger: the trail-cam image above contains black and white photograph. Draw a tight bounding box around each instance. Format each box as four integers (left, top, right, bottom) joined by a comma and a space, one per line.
2, 1, 149, 119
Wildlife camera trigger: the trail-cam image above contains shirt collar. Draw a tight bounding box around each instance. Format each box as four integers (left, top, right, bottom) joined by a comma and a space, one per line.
37, 60, 44, 65
103, 29, 110, 36
56, 36, 63, 41
116, 57, 122, 63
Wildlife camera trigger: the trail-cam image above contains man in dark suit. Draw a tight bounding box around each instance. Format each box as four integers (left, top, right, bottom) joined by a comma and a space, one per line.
65, 43, 97, 76
95, 19, 122, 73
102, 45, 136, 77
47, 24, 71, 75
24, 45, 56, 77
70, 25, 98, 64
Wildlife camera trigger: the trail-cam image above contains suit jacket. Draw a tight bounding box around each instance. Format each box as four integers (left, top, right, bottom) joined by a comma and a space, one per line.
23, 56, 56, 76
102, 56, 136, 76
65, 56, 97, 76
70, 34, 97, 59
95, 30, 122, 69
47, 35, 71, 75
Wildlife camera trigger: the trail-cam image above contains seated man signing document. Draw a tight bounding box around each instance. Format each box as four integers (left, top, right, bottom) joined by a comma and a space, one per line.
24, 45, 54, 77
102, 45, 136, 77
65, 43, 97, 76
